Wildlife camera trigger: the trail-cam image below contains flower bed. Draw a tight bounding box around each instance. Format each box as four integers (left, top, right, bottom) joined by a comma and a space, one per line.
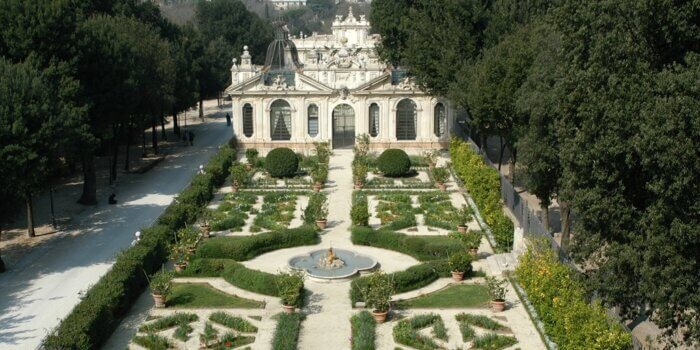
351, 311, 376, 350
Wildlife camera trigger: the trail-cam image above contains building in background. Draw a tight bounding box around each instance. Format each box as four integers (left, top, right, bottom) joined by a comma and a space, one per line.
226, 8, 453, 151
269, 0, 306, 10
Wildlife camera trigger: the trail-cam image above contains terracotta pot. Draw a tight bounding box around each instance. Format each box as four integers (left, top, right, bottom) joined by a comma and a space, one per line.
174, 262, 187, 272
468, 248, 479, 256
245, 163, 253, 171
372, 310, 388, 324
282, 304, 295, 314
457, 225, 468, 233
491, 299, 506, 312
437, 183, 447, 191
152, 293, 166, 308
312, 182, 323, 192
451, 270, 465, 282
231, 183, 239, 193
354, 181, 363, 189
201, 225, 211, 238
316, 219, 328, 230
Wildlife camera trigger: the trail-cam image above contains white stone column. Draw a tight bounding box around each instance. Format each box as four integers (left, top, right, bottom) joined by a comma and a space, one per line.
261, 98, 269, 142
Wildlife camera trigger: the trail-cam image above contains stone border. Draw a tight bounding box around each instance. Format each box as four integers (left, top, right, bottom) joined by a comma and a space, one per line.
287, 249, 378, 281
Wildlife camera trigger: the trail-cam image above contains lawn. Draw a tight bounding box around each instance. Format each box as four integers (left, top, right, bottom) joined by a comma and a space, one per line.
397, 284, 490, 309
168, 283, 264, 309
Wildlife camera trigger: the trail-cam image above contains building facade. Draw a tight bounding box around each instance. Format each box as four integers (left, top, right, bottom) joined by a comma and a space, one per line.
226, 8, 454, 151
269, 0, 307, 10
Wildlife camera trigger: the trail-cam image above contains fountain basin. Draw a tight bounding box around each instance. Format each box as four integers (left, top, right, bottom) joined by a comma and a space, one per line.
288, 249, 377, 280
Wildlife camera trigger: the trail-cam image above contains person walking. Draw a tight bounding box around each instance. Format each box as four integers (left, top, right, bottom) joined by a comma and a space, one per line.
188, 130, 194, 146
225, 113, 231, 126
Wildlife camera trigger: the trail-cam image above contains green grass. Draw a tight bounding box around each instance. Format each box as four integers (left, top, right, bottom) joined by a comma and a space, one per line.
210, 312, 258, 332
168, 283, 264, 308
473, 333, 518, 349
132, 333, 171, 350
396, 284, 490, 309
138, 312, 198, 332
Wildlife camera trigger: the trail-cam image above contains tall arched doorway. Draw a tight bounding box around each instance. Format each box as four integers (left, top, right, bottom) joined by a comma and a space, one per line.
332, 104, 355, 149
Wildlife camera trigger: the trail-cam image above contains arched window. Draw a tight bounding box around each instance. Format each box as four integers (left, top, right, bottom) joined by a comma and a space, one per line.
396, 99, 417, 140
242, 104, 254, 137
270, 100, 292, 140
308, 104, 319, 137
434, 103, 446, 137
369, 103, 379, 137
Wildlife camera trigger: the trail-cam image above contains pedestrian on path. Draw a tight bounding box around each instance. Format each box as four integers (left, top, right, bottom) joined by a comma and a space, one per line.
225, 113, 231, 126
188, 130, 194, 146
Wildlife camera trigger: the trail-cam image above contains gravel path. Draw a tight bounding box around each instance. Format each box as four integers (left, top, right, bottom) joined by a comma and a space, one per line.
0, 104, 233, 350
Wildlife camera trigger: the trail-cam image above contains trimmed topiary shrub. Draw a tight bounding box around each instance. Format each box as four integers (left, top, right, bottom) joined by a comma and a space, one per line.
265, 148, 299, 178
377, 149, 411, 177
196, 226, 319, 260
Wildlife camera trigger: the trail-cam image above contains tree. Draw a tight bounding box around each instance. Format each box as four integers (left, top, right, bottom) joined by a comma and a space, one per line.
516, 22, 563, 234
554, 0, 700, 345
0, 59, 87, 236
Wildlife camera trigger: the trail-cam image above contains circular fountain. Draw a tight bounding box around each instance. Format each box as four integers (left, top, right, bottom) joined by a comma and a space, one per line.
288, 247, 377, 281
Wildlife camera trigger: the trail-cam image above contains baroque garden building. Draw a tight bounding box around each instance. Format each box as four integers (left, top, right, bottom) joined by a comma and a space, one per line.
226, 8, 454, 151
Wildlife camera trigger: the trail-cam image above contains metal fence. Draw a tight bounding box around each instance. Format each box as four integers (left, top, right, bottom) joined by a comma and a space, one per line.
453, 127, 564, 257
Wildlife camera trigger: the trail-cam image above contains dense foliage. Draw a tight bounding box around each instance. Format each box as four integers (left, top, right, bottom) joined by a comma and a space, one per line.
351, 311, 376, 350
450, 138, 513, 250
265, 147, 299, 178
516, 242, 631, 349
196, 226, 319, 260
350, 260, 451, 304
43, 143, 235, 349
377, 149, 411, 177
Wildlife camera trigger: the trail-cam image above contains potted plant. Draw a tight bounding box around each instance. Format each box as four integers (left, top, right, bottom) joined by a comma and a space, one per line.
315, 203, 329, 230
423, 150, 437, 170
148, 269, 173, 308
310, 164, 328, 192
362, 271, 394, 323
448, 252, 473, 282
276, 270, 304, 313
456, 205, 472, 233
461, 231, 482, 255
230, 162, 248, 193
170, 243, 190, 272
432, 167, 449, 191
245, 148, 258, 170
201, 210, 213, 238
354, 134, 370, 157
314, 141, 332, 164
486, 276, 507, 312
353, 162, 368, 189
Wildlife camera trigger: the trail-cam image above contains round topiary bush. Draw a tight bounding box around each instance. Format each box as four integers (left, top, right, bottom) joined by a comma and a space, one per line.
265, 147, 299, 178
377, 149, 411, 177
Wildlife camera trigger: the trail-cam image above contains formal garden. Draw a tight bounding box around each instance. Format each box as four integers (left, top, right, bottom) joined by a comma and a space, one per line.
43, 136, 630, 350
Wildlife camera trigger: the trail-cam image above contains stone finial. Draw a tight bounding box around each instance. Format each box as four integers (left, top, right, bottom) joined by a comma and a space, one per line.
241, 45, 252, 66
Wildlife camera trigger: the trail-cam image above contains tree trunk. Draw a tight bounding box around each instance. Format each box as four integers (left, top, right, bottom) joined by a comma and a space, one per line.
151, 116, 158, 154
78, 151, 97, 205
124, 124, 132, 172
172, 109, 180, 136
110, 123, 120, 183
498, 136, 506, 171
541, 201, 550, 233
160, 114, 166, 140
141, 127, 147, 158
559, 198, 571, 251
510, 148, 517, 183
26, 195, 35, 238
199, 98, 204, 120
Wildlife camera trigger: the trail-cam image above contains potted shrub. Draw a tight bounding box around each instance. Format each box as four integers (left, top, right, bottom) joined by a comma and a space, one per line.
276, 270, 304, 313
315, 203, 329, 230
201, 210, 213, 238
377, 149, 411, 177
354, 134, 370, 157
149, 269, 173, 308
314, 141, 332, 164
310, 164, 328, 192
170, 243, 190, 272
362, 271, 394, 323
353, 162, 368, 189
230, 162, 248, 193
460, 230, 482, 255
177, 227, 199, 253
456, 205, 472, 233
245, 148, 258, 170
486, 276, 507, 312
448, 252, 473, 282
423, 150, 437, 170
432, 166, 449, 191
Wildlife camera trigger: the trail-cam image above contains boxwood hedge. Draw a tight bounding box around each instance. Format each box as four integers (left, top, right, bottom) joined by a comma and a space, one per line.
377, 149, 411, 177
265, 147, 299, 178
43, 143, 236, 349
350, 260, 451, 304
351, 227, 462, 261
196, 226, 319, 260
